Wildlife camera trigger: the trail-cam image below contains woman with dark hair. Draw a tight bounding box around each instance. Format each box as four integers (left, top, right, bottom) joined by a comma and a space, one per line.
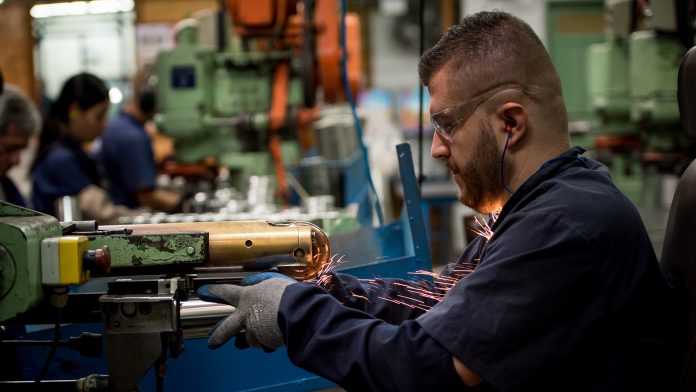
31, 72, 145, 222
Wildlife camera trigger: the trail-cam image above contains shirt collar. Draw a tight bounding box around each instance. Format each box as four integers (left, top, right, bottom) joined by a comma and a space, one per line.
493, 146, 587, 228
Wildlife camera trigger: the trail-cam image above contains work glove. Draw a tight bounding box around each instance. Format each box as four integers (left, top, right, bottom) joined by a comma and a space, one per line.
197, 277, 295, 350
240, 271, 292, 286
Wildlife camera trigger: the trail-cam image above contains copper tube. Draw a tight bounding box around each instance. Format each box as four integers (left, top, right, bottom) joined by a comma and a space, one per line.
102, 220, 330, 280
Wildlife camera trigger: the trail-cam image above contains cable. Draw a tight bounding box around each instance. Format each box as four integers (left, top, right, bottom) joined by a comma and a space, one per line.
501, 131, 514, 194
418, 0, 425, 190
34, 308, 61, 383
340, 0, 384, 225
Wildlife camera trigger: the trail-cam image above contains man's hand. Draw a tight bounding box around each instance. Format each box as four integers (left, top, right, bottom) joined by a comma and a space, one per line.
136, 188, 181, 212
240, 271, 293, 286
197, 278, 294, 350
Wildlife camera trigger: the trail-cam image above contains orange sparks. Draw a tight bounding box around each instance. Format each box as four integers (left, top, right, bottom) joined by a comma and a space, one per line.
315, 252, 481, 314
471, 215, 494, 240
351, 291, 372, 303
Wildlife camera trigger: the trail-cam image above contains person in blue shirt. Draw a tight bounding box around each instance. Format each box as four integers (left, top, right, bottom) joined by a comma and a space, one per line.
0, 84, 41, 207
99, 69, 180, 212
197, 11, 681, 391
31, 73, 143, 223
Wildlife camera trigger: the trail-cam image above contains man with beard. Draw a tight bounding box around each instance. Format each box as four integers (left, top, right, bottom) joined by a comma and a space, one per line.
197, 11, 681, 391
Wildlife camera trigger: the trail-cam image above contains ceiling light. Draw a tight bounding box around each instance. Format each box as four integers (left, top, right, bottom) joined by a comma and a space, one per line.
30, 0, 134, 19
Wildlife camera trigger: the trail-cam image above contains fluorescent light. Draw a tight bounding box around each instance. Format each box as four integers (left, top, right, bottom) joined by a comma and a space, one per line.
31, 0, 134, 19
89, 0, 133, 14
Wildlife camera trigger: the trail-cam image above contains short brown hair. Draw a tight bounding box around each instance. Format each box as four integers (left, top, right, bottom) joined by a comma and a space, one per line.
419, 11, 563, 101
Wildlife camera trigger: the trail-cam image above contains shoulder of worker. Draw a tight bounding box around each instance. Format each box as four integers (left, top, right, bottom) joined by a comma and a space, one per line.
515, 155, 638, 230
102, 111, 148, 140
35, 144, 78, 171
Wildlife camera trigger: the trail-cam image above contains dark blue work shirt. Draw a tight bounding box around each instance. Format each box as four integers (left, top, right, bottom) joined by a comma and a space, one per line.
32, 137, 100, 217
99, 110, 156, 208
277, 147, 680, 391
1, 176, 26, 207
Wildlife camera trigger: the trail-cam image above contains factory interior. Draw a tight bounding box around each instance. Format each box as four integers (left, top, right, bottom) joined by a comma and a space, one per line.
1, 0, 695, 391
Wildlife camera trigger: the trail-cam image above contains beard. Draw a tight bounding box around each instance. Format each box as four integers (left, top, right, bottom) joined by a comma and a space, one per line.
457, 119, 514, 213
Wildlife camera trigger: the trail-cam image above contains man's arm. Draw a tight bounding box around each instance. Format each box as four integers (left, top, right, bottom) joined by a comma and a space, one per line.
78, 185, 146, 225
280, 282, 468, 391
319, 272, 439, 324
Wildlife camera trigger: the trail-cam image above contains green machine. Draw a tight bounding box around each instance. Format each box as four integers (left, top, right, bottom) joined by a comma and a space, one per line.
0, 202, 62, 321
152, 1, 368, 215
0, 199, 329, 324
586, 0, 694, 203
0, 200, 331, 391
154, 12, 309, 193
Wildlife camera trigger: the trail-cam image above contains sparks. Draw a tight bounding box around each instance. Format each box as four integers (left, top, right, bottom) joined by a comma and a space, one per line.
350, 291, 372, 303
377, 296, 431, 312
314, 252, 481, 314
469, 212, 499, 241
316, 253, 349, 288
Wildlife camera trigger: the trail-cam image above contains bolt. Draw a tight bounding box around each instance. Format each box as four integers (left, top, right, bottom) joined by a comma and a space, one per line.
186, 246, 195, 255
139, 303, 152, 315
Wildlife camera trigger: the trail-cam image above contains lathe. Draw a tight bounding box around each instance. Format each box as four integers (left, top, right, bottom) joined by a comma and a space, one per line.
0, 200, 330, 391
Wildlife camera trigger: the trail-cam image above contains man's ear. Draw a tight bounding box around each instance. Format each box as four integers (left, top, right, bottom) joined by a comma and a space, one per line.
497, 102, 527, 146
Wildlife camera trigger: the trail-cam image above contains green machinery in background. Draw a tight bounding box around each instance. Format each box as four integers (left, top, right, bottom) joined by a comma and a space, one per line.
153, 1, 363, 202
585, 0, 694, 204
154, 17, 303, 189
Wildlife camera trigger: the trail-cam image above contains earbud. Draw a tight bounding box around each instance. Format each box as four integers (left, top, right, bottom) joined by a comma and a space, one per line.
505, 116, 515, 133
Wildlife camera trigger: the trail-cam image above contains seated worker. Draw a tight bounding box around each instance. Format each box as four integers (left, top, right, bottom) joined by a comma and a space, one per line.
0, 84, 41, 207
197, 11, 681, 391
99, 69, 181, 212
31, 73, 145, 223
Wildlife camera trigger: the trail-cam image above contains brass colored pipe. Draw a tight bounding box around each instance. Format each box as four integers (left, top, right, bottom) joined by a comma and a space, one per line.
102, 221, 330, 280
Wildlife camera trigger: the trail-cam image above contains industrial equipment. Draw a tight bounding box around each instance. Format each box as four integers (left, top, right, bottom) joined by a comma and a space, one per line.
0, 200, 331, 391
0, 142, 431, 391
586, 0, 695, 203
154, 0, 362, 202
0, 1, 431, 389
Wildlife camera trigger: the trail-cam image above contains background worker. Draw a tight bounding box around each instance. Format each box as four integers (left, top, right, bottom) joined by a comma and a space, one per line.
99, 68, 181, 212
0, 84, 41, 207
197, 11, 680, 391
31, 72, 144, 223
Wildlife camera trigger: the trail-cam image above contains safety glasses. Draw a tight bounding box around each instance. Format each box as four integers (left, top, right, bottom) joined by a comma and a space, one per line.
430, 83, 536, 141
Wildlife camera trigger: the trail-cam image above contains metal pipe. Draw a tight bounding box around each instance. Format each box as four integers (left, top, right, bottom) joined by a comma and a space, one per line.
101, 220, 330, 280
180, 299, 234, 339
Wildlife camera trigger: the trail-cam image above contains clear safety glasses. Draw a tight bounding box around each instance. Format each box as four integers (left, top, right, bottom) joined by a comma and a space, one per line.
430, 83, 537, 141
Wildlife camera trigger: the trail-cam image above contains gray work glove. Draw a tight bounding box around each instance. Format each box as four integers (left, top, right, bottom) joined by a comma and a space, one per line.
197, 278, 294, 350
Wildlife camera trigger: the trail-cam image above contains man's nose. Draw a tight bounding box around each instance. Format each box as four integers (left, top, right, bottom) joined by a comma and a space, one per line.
431, 131, 449, 160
